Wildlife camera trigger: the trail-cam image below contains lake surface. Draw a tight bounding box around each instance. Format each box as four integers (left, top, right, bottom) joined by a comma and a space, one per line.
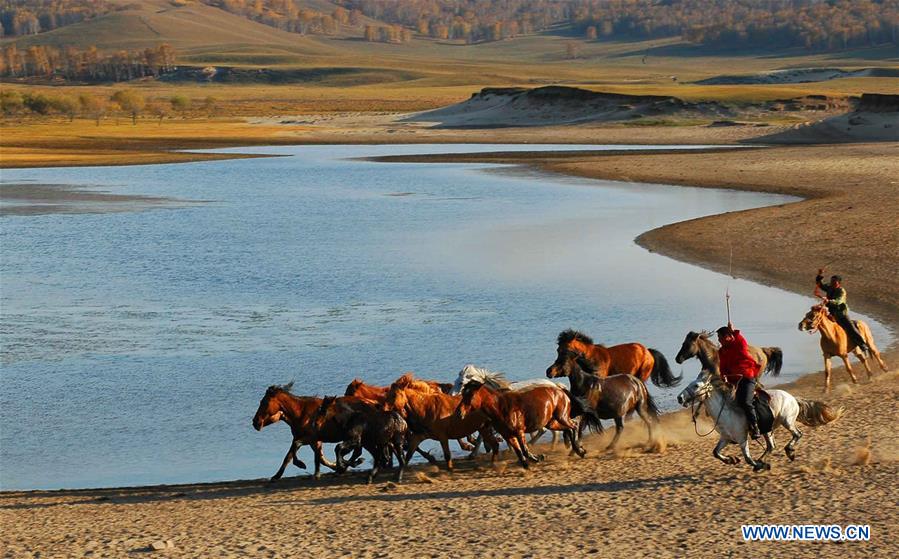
0, 144, 890, 490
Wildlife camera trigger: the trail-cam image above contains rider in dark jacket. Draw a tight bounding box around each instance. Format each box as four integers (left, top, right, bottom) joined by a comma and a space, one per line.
815, 271, 869, 353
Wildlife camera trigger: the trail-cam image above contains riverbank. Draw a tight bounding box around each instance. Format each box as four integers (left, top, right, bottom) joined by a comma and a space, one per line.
1, 368, 896, 558
1, 134, 897, 557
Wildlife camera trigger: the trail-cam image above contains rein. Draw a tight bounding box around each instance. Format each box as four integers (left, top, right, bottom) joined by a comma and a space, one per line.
690, 392, 725, 438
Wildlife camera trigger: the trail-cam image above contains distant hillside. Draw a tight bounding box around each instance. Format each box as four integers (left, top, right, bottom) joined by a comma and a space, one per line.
3, 0, 335, 55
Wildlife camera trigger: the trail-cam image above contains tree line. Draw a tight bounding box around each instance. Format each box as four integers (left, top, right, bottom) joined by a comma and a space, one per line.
0, 0, 117, 36
0, 44, 176, 82
571, 0, 899, 51
1, 88, 218, 123
207, 0, 898, 50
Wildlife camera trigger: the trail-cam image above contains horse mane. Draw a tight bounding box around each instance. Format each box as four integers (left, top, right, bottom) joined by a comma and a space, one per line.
706, 373, 738, 404
266, 381, 295, 397
558, 329, 595, 346
459, 364, 510, 390
392, 373, 436, 393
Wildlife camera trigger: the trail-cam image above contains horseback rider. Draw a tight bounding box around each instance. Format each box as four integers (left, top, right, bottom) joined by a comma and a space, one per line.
716, 322, 762, 439
815, 270, 870, 353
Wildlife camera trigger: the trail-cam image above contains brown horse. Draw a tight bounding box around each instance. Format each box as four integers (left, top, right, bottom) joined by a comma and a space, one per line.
546, 329, 681, 387
346, 377, 475, 456
547, 350, 660, 450
455, 381, 597, 468
383, 373, 496, 471
252, 383, 340, 481
314, 396, 408, 484
798, 304, 887, 392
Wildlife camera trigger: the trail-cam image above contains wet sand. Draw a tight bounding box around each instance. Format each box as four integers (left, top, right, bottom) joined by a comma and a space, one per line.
0, 184, 196, 216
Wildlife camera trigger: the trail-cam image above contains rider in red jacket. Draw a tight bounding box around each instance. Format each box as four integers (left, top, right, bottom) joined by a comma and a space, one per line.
717, 322, 762, 439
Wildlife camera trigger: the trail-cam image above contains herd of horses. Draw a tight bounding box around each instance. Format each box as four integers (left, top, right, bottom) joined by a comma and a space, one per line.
253, 303, 887, 483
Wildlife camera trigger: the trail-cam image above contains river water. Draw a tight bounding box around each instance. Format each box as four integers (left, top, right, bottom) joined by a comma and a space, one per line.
0, 144, 889, 490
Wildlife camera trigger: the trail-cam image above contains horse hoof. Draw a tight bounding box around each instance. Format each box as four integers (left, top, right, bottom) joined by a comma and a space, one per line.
753, 462, 770, 472
537, 454, 546, 462
785, 449, 796, 462
269, 476, 281, 483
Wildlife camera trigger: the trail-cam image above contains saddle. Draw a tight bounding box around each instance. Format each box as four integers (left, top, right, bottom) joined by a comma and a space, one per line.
752, 388, 774, 434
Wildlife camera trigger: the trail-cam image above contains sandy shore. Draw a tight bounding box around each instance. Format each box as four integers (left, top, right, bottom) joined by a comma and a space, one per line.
1, 369, 896, 558
1, 127, 897, 557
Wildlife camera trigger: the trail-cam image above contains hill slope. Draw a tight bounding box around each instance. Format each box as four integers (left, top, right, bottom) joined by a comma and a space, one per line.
6, 0, 336, 56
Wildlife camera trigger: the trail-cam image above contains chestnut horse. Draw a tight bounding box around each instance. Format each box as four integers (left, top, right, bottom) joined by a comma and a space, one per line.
383, 373, 497, 471
252, 383, 340, 481
314, 396, 408, 483
798, 304, 887, 392
346, 377, 475, 457
546, 329, 681, 388
456, 381, 599, 468
547, 351, 660, 450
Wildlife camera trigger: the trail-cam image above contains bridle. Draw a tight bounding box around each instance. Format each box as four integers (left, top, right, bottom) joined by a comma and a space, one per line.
685, 377, 724, 437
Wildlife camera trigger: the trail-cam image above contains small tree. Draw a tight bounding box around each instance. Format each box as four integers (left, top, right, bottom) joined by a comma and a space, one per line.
79, 93, 107, 126
23, 92, 53, 115
169, 94, 190, 117
565, 42, 582, 59
202, 95, 217, 117
0, 90, 24, 116
51, 95, 79, 122
111, 90, 145, 125
148, 100, 167, 125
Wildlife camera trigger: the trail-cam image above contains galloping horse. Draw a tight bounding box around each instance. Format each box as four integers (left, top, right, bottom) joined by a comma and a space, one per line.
252, 383, 339, 481
455, 381, 597, 468
383, 373, 496, 471
346, 377, 475, 456
677, 370, 843, 471
675, 331, 783, 377
546, 352, 660, 450
451, 364, 564, 449
314, 396, 408, 484
546, 329, 681, 387
798, 304, 887, 392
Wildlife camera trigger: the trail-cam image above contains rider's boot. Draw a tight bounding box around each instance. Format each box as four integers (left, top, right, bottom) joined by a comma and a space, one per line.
749, 421, 762, 440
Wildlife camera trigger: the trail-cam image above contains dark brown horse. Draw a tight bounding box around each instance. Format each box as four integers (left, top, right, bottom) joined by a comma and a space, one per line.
546, 329, 681, 387
314, 396, 408, 483
455, 381, 598, 468
252, 383, 340, 481
383, 373, 496, 471
675, 330, 783, 378
547, 351, 660, 450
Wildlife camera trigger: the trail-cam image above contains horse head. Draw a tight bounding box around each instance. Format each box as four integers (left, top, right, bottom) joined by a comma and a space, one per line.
451, 364, 482, 395
253, 382, 293, 430
344, 378, 364, 397
676, 371, 714, 408
455, 379, 485, 420
675, 331, 703, 364
798, 304, 826, 332
546, 347, 595, 379
547, 330, 595, 378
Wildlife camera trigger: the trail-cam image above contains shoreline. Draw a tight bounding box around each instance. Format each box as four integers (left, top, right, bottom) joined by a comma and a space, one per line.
2, 140, 896, 495
2, 138, 896, 559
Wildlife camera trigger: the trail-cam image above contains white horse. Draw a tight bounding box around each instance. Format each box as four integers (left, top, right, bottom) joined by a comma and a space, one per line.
451, 364, 561, 395
676, 370, 843, 472
451, 364, 566, 450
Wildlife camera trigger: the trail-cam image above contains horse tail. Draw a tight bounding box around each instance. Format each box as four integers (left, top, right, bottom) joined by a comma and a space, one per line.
649, 348, 682, 387
565, 390, 603, 435
764, 347, 783, 377
795, 397, 844, 427
644, 390, 662, 420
